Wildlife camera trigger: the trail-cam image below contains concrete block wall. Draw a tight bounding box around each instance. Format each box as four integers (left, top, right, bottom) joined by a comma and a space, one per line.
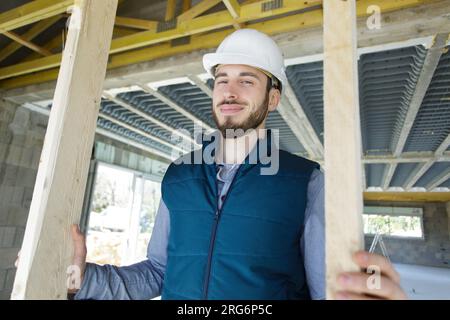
364, 201, 450, 268
0, 99, 47, 300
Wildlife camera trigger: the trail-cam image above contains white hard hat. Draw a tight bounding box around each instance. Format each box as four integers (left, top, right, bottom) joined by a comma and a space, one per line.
203, 29, 287, 92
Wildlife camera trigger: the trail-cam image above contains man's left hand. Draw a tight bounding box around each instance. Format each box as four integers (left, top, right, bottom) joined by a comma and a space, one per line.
336, 251, 408, 300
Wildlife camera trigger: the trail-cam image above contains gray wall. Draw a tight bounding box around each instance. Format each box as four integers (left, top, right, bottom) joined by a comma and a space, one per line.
0, 100, 47, 300
364, 201, 450, 268
0, 100, 170, 299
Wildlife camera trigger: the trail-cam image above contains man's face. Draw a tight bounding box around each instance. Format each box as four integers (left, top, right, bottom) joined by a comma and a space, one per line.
212, 64, 279, 137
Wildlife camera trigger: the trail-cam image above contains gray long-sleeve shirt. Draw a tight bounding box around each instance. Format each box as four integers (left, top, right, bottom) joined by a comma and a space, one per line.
75, 165, 325, 300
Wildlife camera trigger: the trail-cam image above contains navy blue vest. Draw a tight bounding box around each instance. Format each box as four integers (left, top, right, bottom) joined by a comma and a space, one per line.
161, 132, 319, 299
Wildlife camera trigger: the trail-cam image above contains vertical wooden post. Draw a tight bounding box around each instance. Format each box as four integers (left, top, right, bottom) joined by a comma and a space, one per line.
165, 0, 177, 21
11, 0, 118, 299
323, 0, 364, 299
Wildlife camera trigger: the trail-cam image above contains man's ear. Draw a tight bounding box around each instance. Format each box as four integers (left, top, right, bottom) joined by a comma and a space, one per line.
268, 88, 281, 112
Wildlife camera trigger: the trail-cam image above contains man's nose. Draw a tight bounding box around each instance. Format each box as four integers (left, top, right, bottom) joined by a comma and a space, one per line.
223, 84, 238, 100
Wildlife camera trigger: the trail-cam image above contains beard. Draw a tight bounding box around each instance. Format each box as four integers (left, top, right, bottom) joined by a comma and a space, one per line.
213, 92, 270, 139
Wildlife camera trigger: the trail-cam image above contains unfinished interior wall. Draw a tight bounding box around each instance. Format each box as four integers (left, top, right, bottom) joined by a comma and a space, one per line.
364, 201, 450, 268
0, 99, 47, 299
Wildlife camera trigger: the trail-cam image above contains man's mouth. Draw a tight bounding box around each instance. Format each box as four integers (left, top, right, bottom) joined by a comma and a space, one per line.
219, 104, 245, 115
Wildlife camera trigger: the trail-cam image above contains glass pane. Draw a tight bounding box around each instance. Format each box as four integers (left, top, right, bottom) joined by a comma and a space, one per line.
86, 164, 134, 266
362, 214, 423, 238
135, 179, 161, 261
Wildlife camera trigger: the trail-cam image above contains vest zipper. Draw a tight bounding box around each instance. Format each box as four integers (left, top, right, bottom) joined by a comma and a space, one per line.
202, 166, 242, 299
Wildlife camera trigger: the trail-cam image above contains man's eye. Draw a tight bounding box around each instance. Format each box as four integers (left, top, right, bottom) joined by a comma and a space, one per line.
216, 80, 227, 84
241, 80, 253, 85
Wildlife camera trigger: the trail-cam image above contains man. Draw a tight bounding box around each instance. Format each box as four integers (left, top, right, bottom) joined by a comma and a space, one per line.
71, 29, 406, 300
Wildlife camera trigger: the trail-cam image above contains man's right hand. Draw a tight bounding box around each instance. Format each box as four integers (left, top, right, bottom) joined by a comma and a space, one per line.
69, 224, 87, 293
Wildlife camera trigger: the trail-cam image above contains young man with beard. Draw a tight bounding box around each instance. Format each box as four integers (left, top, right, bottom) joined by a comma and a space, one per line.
70, 29, 407, 300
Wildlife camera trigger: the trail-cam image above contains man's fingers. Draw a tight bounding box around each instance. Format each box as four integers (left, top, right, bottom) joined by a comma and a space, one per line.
338, 272, 407, 300
353, 251, 401, 284
70, 224, 87, 261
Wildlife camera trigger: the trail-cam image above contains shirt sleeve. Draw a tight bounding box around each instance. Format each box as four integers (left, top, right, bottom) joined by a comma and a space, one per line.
300, 168, 325, 300
75, 200, 170, 300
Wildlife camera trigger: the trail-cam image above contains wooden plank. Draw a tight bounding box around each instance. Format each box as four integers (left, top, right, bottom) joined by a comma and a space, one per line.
323, 0, 364, 300
177, 0, 222, 22
115, 16, 158, 30
11, 0, 118, 299
3, 31, 53, 57
364, 192, 450, 202
0, 0, 73, 33
165, 0, 177, 21
0, 16, 61, 63
0, 0, 428, 81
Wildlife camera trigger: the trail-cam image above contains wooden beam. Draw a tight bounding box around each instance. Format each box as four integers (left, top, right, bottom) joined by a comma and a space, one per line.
324, 0, 364, 300
3, 31, 53, 57
115, 16, 158, 31
22, 33, 65, 62
3, 0, 448, 91
0, 16, 61, 63
165, 0, 177, 21
182, 0, 192, 13
222, 0, 241, 19
364, 192, 450, 203
177, 0, 222, 23
11, 0, 118, 299
0, 0, 429, 81
0, 0, 73, 33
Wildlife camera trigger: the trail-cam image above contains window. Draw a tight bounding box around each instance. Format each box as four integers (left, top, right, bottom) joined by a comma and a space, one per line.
86, 162, 161, 266
363, 206, 424, 239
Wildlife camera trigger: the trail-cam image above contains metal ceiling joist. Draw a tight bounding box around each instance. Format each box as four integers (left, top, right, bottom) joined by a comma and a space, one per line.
283, 82, 323, 159
404, 134, 450, 189
102, 91, 198, 146
98, 112, 186, 153
114, 16, 158, 31
364, 191, 450, 202
137, 82, 214, 132
426, 167, 450, 191
177, 0, 222, 23
186, 75, 213, 98
381, 33, 449, 190
3, 31, 53, 57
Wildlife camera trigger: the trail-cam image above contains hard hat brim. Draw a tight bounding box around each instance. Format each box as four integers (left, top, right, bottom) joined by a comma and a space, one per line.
203, 52, 287, 91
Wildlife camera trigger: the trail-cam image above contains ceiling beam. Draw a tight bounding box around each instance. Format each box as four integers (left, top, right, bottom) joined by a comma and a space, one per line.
222, 0, 241, 19
0, 0, 73, 33
137, 82, 214, 132
0, 15, 61, 63
114, 16, 158, 31
98, 113, 186, 153
404, 133, 450, 189
187, 74, 213, 98
102, 91, 197, 146
177, 0, 222, 23
382, 33, 449, 190
3, 31, 53, 57
364, 191, 450, 203
165, 0, 177, 21
2, 0, 444, 90
283, 82, 323, 159
96, 128, 174, 162
426, 167, 450, 190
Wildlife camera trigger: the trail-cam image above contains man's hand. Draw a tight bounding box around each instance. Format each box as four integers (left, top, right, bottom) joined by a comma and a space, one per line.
68, 224, 87, 293
336, 251, 408, 300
